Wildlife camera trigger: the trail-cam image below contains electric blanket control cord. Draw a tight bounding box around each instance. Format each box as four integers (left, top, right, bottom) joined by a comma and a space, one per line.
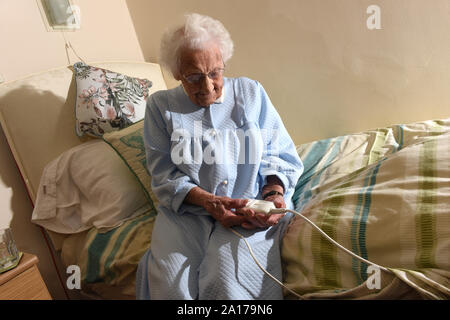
229, 207, 394, 300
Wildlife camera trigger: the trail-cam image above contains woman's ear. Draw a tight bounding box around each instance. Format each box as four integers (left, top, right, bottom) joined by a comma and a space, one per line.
172, 59, 182, 81
173, 73, 182, 81
172, 67, 182, 81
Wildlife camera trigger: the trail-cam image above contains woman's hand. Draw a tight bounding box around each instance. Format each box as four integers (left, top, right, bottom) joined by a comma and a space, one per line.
185, 187, 254, 228
240, 193, 286, 230
202, 195, 255, 228
185, 185, 285, 230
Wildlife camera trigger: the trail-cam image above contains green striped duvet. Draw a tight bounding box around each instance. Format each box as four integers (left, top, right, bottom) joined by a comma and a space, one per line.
74, 208, 156, 296
71, 118, 449, 299
282, 118, 450, 299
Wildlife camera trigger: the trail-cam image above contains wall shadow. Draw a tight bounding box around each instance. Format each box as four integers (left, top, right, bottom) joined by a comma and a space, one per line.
0, 83, 87, 300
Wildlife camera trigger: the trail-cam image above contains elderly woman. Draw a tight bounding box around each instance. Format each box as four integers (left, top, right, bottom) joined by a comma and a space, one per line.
136, 13, 303, 300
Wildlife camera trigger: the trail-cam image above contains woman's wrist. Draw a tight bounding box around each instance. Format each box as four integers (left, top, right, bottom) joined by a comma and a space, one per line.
262, 175, 285, 199
202, 193, 218, 210
262, 190, 284, 200
185, 186, 215, 209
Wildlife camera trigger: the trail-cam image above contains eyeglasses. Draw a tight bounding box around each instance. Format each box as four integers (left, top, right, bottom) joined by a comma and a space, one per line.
182, 68, 225, 84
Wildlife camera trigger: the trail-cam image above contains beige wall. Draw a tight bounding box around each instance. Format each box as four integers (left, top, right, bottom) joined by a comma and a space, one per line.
127, 0, 450, 144
0, 0, 144, 299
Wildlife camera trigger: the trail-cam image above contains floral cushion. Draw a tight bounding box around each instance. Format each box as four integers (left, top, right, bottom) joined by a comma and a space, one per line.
73, 62, 152, 137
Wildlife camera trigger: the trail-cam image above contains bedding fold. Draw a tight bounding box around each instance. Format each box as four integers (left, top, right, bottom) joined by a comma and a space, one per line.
282, 118, 450, 299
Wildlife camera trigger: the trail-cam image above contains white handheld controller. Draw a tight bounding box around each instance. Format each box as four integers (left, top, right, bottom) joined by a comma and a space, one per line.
245, 199, 276, 215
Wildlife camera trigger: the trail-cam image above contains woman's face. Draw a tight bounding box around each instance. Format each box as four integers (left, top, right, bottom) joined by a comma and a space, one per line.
176, 44, 224, 107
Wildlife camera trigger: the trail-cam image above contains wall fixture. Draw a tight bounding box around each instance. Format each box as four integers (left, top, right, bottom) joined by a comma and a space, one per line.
37, 0, 81, 31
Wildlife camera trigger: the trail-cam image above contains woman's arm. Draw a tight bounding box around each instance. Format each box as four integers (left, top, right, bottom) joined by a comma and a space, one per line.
241, 81, 304, 229
144, 94, 198, 213
255, 81, 303, 204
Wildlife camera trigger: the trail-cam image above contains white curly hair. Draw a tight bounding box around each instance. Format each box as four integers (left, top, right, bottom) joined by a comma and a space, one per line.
159, 13, 234, 78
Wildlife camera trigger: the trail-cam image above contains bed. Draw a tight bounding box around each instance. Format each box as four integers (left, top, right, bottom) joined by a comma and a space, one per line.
0, 61, 448, 300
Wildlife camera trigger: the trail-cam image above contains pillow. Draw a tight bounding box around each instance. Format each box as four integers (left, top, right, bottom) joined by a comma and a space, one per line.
31, 139, 155, 234
73, 62, 152, 137
282, 119, 450, 299
102, 120, 158, 208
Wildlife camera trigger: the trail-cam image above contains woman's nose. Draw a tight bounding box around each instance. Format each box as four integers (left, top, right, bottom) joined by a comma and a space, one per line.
199, 76, 214, 93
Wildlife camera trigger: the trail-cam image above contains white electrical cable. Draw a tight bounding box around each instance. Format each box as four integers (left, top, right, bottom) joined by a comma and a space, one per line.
229, 227, 305, 300
282, 209, 391, 274
230, 207, 393, 299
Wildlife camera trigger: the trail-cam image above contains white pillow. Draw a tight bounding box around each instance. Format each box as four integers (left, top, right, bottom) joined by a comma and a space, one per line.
32, 140, 151, 234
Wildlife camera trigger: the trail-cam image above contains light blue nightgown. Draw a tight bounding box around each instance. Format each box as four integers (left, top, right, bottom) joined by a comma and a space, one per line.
136, 77, 303, 299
